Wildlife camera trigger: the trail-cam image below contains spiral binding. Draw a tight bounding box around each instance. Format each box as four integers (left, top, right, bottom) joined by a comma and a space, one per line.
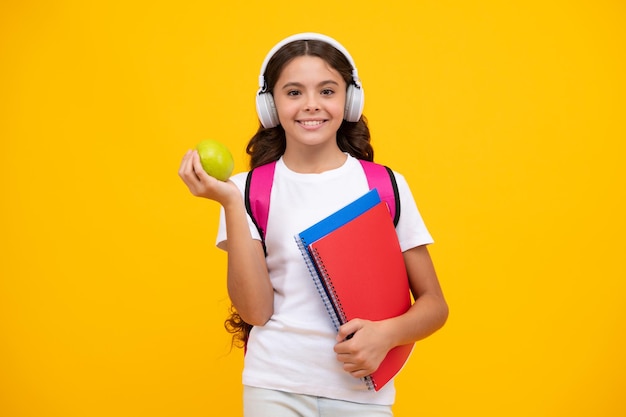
310, 247, 347, 325
295, 236, 341, 330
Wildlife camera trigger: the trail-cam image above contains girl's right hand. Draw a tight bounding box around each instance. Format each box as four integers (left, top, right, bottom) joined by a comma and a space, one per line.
178, 150, 239, 205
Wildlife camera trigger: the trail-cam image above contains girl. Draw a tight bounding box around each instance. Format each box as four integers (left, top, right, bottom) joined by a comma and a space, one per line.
179, 33, 448, 417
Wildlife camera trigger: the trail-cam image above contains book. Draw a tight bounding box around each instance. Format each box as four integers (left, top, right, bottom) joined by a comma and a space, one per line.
296, 191, 414, 391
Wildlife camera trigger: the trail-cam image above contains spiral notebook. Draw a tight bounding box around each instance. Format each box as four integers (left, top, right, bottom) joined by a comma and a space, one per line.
296, 190, 414, 391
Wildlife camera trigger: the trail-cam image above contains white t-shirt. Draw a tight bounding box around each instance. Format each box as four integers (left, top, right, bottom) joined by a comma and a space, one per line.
216, 154, 433, 405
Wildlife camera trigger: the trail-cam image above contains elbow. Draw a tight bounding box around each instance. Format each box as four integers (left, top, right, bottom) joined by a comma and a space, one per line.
235, 289, 274, 326
442, 303, 450, 326
240, 305, 273, 327
422, 294, 449, 332
437, 298, 449, 329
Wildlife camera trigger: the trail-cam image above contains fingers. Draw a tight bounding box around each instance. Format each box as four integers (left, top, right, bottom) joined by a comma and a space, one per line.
335, 350, 375, 379
178, 150, 205, 196
190, 150, 208, 179
178, 150, 196, 179
335, 320, 367, 377
336, 319, 362, 342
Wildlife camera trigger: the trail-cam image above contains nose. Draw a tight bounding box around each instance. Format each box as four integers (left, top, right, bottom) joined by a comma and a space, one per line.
304, 93, 320, 112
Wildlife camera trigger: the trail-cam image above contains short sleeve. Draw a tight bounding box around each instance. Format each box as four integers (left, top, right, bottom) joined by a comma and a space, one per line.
392, 171, 434, 251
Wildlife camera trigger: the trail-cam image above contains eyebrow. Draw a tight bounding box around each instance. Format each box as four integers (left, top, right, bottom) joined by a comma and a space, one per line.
279, 80, 341, 90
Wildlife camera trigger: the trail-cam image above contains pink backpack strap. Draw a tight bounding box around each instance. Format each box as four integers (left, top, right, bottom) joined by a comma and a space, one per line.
358, 160, 400, 226
245, 161, 277, 251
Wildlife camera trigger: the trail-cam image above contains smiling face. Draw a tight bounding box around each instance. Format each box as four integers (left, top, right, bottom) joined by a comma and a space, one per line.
272, 55, 347, 151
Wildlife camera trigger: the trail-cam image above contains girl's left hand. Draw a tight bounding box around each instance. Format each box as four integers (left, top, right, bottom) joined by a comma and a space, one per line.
333, 319, 394, 379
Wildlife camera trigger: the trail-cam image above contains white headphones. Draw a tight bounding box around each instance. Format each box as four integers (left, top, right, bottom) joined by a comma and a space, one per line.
255, 32, 365, 129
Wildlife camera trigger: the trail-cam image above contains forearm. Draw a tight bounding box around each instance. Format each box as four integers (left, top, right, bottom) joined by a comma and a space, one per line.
383, 292, 448, 348
223, 198, 274, 326
385, 245, 448, 347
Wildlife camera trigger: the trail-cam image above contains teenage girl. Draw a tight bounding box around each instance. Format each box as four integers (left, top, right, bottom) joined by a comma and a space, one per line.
179, 33, 448, 417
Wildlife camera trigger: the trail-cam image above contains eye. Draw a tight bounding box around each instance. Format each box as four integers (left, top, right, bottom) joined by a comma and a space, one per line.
321, 89, 334, 96
287, 90, 301, 96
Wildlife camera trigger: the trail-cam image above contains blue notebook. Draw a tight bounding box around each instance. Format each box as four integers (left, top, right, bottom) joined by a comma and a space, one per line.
297, 189, 382, 249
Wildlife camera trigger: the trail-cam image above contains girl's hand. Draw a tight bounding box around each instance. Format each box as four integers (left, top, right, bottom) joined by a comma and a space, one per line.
333, 319, 394, 379
178, 150, 239, 205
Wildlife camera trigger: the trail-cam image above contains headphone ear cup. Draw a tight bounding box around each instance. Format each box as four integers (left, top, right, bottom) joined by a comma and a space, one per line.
344, 84, 364, 122
256, 91, 279, 128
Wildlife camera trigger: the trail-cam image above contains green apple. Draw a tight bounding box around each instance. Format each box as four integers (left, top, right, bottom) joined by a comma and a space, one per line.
195, 139, 234, 181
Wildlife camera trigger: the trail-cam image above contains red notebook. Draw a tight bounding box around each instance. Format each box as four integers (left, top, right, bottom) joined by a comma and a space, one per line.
306, 201, 414, 391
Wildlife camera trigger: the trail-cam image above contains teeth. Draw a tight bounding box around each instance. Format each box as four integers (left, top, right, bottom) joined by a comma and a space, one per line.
300, 120, 323, 126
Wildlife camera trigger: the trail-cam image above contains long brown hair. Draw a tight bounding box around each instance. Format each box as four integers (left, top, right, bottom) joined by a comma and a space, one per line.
225, 38, 375, 348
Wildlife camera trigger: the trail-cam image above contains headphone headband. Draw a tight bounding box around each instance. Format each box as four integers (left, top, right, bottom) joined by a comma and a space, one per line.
257, 32, 361, 91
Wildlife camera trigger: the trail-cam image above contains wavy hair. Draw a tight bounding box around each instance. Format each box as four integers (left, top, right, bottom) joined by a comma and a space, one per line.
226, 38, 374, 348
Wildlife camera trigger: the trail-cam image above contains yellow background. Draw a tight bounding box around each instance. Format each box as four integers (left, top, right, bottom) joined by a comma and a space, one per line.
2, 1, 624, 416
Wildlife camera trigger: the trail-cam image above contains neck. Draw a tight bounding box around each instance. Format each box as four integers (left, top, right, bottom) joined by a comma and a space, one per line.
282, 145, 347, 174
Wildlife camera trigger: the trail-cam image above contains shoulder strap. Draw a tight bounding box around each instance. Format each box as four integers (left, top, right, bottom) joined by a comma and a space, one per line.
245, 161, 276, 253
245, 159, 401, 249
358, 160, 401, 227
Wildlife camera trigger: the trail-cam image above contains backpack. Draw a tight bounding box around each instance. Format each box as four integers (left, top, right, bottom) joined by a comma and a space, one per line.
245, 159, 400, 252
